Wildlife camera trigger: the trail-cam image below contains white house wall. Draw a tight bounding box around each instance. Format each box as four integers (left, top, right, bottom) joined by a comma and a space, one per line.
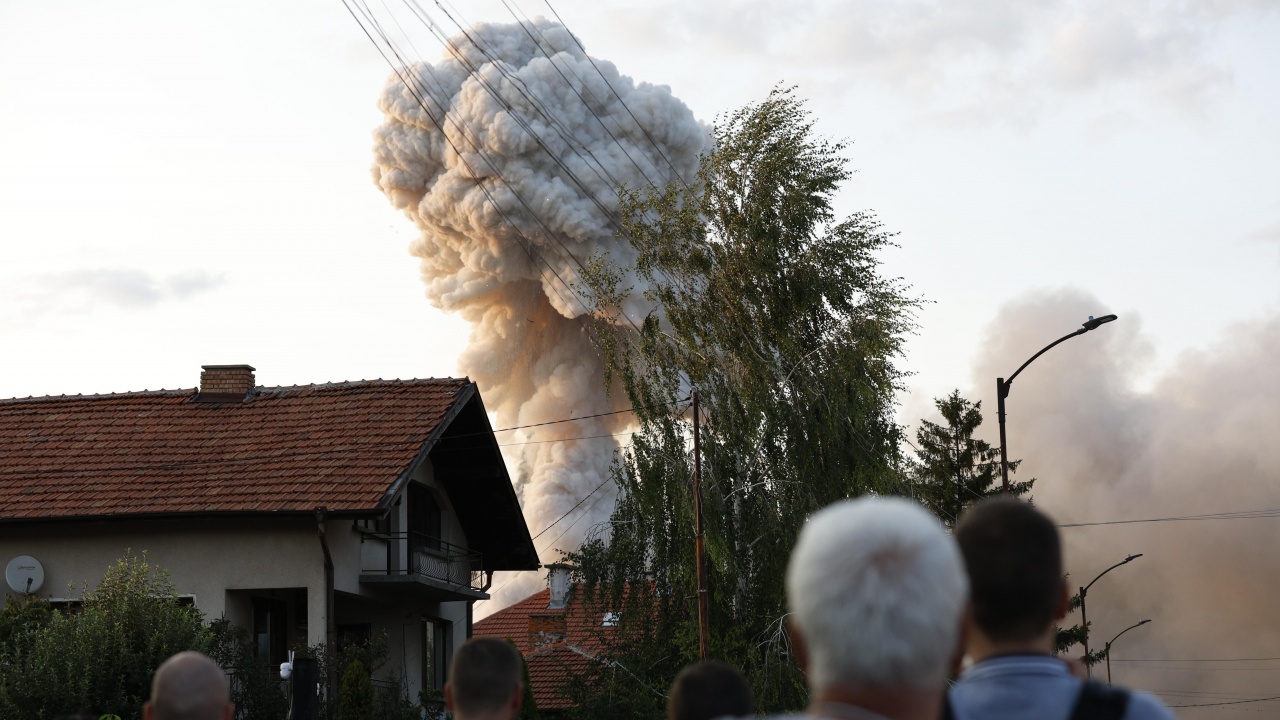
0, 516, 328, 645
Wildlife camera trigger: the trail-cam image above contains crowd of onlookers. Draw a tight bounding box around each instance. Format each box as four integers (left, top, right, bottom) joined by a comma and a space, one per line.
118, 496, 1175, 720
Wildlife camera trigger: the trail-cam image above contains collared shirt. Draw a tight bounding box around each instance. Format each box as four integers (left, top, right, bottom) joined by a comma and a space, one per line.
948, 655, 1174, 720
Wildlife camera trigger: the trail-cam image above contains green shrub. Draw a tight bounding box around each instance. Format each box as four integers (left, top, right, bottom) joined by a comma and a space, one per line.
337, 660, 376, 720
206, 619, 288, 720
0, 552, 211, 720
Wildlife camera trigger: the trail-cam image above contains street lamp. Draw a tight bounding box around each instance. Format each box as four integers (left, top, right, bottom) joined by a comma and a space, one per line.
996, 314, 1117, 493
1105, 619, 1152, 686
1080, 553, 1143, 678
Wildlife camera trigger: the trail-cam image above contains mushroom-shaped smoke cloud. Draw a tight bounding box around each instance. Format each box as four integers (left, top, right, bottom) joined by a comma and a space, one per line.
371, 19, 704, 605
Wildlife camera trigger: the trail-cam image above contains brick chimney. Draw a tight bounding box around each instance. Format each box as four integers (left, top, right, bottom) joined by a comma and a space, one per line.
196, 364, 256, 402
528, 613, 566, 651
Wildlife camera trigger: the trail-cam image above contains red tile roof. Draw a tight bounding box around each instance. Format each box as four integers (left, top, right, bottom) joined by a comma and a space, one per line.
524, 644, 597, 710
474, 585, 618, 709
0, 379, 470, 520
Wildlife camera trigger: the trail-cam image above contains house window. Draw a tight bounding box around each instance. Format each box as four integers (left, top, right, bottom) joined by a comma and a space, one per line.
252, 596, 288, 667
422, 618, 450, 692
338, 623, 372, 650
409, 483, 443, 552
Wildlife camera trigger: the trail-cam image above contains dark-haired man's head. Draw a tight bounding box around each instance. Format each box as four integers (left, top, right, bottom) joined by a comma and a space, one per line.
445, 638, 523, 720
667, 661, 754, 720
955, 497, 1069, 652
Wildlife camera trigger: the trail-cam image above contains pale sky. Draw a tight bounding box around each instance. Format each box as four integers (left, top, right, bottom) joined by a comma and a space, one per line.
2, 1, 1277, 404
4, 0, 1280, 708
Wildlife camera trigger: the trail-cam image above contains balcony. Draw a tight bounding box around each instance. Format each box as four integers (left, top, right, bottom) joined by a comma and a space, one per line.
357, 530, 488, 600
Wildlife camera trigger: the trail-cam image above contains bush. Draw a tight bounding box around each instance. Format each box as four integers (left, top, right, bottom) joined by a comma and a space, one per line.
206, 619, 288, 720
305, 632, 423, 720
337, 660, 377, 720
0, 552, 212, 720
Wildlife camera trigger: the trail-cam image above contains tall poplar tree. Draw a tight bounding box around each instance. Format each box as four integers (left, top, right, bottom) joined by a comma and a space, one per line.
567, 87, 921, 716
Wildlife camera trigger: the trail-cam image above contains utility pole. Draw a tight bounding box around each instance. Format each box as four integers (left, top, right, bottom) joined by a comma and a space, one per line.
692, 388, 710, 661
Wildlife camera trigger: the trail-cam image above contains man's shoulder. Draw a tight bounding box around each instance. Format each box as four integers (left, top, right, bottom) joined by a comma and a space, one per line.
1123, 690, 1176, 720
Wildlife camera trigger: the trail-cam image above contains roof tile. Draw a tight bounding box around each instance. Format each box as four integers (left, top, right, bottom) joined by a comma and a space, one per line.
0, 379, 469, 520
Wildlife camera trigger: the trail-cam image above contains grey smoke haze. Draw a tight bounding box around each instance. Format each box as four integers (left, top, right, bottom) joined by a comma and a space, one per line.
970, 289, 1280, 707
0, 269, 226, 326
370, 19, 704, 607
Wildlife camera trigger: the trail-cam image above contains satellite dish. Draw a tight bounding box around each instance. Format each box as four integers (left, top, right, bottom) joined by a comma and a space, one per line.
5, 555, 44, 594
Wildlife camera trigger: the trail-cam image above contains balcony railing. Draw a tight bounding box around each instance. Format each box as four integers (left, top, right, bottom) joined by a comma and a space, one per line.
358, 530, 485, 593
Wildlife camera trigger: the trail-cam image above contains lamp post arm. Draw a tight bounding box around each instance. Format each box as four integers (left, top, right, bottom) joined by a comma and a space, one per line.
1001, 329, 1086, 397
1083, 554, 1144, 596
1108, 619, 1152, 649
1104, 619, 1151, 686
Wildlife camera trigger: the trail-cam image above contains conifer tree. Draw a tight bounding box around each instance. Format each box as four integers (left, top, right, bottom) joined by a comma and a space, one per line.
913, 390, 1033, 525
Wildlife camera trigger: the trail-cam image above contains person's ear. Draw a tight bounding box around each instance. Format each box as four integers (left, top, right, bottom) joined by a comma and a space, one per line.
224, 703, 235, 720
1054, 578, 1071, 621
444, 682, 455, 711
510, 682, 525, 718
143, 702, 154, 720
787, 618, 809, 675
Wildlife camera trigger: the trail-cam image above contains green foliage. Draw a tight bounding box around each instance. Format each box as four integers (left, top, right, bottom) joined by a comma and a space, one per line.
206, 619, 287, 720
571, 86, 921, 715
305, 632, 422, 720
337, 660, 377, 720
0, 552, 212, 720
913, 390, 1034, 525
0, 594, 51, 647
1054, 586, 1104, 668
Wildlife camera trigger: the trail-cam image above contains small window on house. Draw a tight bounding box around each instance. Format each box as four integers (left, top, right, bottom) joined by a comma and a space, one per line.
48, 599, 84, 615
338, 623, 372, 651
409, 483, 443, 552
602, 611, 621, 627
422, 618, 450, 692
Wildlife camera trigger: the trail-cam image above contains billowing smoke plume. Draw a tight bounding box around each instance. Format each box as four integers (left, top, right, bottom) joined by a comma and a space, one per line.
969, 289, 1280, 707
370, 19, 704, 607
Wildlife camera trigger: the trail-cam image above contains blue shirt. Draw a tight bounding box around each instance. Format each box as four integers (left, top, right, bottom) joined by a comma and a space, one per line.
948, 655, 1175, 720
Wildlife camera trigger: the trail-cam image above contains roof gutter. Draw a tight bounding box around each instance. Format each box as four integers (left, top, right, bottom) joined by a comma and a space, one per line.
314, 506, 338, 720
0, 508, 381, 528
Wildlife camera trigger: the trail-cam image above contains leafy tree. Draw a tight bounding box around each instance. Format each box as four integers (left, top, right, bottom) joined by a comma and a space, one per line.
913, 390, 1033, 526
1054, 587, 1110, 671
0, 553, 212, 720
206, 619, 288, 720
570, 86, 921, 715
304, 631, 422, 720
337, 660, 377, 720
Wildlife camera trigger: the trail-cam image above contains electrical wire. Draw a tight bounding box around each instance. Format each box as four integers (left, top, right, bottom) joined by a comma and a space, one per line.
531, 476, 612, 541
1060, 509, 1280, 528
1165, 694, 1280, 708
343, 0, 593, 318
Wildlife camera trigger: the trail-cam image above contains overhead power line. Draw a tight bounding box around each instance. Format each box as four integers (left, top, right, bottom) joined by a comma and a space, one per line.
1060, 509, 1280, 528
1164, 694, 1280, 708
1114, 657, 1280, 663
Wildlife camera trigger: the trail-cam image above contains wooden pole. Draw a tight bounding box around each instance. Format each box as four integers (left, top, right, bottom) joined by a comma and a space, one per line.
693, 388, 710, 661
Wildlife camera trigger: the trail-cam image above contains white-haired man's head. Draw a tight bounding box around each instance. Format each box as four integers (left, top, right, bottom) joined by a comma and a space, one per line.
786, 496, 968, 693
